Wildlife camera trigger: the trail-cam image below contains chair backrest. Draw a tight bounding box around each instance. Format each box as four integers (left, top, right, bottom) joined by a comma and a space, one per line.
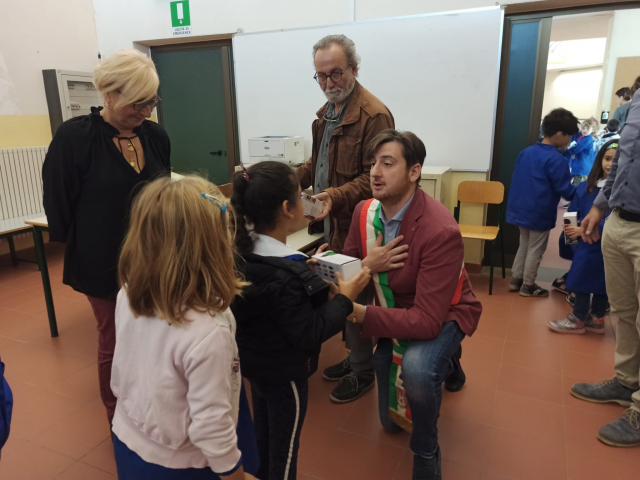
457, 181, 504, 205
218, 183, 233, 199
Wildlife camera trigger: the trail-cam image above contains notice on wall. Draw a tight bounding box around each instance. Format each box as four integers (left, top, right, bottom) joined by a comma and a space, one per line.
170, 1, 192, 37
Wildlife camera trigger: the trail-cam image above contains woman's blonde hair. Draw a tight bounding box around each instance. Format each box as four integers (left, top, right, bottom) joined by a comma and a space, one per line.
119, 175, 246, 326
94, 49, 159, 108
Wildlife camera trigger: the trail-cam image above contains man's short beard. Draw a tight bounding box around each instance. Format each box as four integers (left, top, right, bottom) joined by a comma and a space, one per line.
373, 188, 404, 204
324, 75, 356, 105
372, 173, 416, 204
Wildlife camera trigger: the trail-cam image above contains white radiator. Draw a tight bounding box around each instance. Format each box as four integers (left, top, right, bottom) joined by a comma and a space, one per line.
0, 146, 47, 222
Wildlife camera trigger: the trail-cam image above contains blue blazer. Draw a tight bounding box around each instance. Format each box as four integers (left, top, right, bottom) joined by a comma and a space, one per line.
507, 142, 576, 232
564, 134, 595, 177
565, 182, 609, 296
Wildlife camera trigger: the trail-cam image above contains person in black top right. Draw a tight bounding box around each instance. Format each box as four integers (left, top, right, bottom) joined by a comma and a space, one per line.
42, 50, 171, 423
230, 162, 371, 480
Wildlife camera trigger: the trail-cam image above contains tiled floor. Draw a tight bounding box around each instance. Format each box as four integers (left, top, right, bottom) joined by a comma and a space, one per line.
0, 219, 637, 479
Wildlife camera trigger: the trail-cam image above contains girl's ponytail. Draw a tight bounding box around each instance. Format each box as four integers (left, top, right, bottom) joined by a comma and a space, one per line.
231, 172, 254, 254
230, 161, 300, 254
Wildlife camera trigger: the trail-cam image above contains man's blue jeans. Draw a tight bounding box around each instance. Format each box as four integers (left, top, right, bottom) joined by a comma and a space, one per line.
372, 321, 465, 458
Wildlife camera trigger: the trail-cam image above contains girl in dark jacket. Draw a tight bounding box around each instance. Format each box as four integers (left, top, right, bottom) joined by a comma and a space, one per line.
230, 161, 370, 480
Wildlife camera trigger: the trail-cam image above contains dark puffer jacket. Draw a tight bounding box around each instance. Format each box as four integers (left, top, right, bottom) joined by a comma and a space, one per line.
231, 254, 353, 384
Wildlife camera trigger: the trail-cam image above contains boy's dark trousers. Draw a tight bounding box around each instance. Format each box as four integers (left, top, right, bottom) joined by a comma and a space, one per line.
250, 379, 309, 480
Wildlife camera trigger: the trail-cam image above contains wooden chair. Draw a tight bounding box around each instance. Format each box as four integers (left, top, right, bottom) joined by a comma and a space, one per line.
453, 181, 505, 295
218, 183, 233, 199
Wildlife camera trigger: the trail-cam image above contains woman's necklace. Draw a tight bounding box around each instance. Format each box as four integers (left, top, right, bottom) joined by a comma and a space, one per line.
115, 135, 140, 170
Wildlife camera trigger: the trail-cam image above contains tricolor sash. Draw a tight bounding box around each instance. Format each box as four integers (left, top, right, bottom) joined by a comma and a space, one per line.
359, 197, 466, 432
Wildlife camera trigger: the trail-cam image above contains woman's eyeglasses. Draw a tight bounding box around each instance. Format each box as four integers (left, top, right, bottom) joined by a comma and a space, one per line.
133, 96, 161, 111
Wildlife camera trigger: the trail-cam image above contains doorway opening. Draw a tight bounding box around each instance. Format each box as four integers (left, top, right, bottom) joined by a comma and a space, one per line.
541, 12, 611, 128
490, 5, 640, 269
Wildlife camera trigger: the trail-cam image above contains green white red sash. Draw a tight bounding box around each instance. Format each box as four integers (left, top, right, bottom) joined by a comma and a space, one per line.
359, 197, 466, 432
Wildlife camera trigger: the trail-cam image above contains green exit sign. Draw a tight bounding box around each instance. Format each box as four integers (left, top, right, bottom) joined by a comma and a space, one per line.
171, 1, 191, 28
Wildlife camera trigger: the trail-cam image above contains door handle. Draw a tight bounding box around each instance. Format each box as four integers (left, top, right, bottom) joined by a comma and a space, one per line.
209, 150, 226, 156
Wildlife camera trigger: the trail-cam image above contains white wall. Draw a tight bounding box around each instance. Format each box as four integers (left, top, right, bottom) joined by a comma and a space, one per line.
93, 0, 354, 57
355, 0, 535, 20
542, 68, 603, 120
549, 12, 611, 42
0, 0, 99, 116
600, 8, 640, 113
92, 0, 543, 56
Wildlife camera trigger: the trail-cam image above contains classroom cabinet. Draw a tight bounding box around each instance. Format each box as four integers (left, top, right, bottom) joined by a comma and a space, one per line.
420, 166, 452, 207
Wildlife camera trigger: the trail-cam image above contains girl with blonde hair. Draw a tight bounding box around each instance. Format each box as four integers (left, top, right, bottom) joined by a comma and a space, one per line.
111, 175, 257, 480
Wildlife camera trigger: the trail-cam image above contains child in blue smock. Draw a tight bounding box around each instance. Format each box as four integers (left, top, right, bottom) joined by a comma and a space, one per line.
563, 118, 598, 186
1, 356, 12, 454
548, 139, 617, 334
507, 108, 579, 297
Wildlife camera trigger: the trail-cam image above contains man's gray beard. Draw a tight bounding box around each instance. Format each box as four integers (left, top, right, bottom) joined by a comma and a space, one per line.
324, 75, 356, 105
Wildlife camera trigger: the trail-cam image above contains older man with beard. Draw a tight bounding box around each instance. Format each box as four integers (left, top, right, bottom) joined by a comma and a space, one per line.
296, 35, 394, 254
296, 35, 395, 404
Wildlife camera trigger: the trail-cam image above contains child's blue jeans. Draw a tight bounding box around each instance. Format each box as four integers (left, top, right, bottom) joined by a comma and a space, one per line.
574, 292, 608, 319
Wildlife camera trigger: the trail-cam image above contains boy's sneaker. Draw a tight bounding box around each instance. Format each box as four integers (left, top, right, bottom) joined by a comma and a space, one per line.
548, 313, 585, 334
520, 283, 549, 297
444, 346, 466, 392
597, 409, 640, 447
508, 278, 523, 292
566, 292, 576, 307
323, 355, 352, 381
329, 370, 375, 403
551, 275, 571, 294
584, 315, 605, 334
571, 377, 637, 407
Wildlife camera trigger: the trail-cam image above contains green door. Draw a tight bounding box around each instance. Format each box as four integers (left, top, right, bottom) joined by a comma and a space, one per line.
155, 48, 231, 184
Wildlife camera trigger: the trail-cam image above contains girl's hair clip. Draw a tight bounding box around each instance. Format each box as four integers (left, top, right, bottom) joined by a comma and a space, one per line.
241, 164, 250, 180
200, 192, 227, 212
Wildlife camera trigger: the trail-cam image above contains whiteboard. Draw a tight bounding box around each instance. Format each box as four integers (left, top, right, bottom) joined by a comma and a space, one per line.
233, 7, 503, 172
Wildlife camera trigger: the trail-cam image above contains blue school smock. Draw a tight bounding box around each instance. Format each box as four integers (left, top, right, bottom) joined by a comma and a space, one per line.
564, 134, 595, 176
507, 142, 576, 232
0, 358, 12, 451
565, 182, 609, 296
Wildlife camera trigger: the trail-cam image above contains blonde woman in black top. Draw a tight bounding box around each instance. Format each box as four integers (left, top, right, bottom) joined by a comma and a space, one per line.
42, 49, 171, 423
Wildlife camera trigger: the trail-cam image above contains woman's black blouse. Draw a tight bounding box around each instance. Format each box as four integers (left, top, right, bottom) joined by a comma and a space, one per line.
42, 107, 171, 298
